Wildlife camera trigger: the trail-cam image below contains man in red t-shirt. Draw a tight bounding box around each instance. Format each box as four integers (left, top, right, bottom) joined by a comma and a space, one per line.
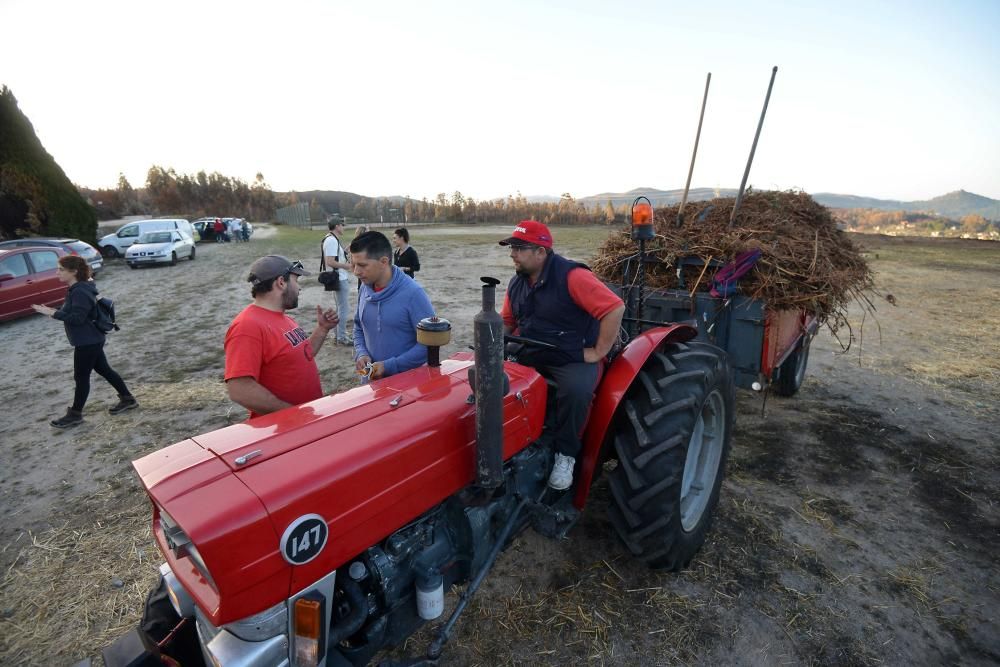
225, 255, 340, 418
499, 220, 625, 490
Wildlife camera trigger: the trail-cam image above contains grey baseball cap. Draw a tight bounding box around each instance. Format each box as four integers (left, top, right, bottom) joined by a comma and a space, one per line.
247, 255, 310, 284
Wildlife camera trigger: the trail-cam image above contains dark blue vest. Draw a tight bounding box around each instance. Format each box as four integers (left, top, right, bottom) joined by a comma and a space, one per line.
508, 253, 599, 367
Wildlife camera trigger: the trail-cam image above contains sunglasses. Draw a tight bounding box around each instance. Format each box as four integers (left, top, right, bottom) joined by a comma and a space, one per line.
282, 260, 305, 279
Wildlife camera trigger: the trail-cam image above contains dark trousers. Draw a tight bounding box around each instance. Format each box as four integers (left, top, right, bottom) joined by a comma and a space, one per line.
73, 343, 130, 411
536, 362, 599, 458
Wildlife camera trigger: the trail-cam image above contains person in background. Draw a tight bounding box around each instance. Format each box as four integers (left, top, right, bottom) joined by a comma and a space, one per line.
350, 231, 435, 381
241, 219, 250, 242
31, 255, 138, 428
323, 219, 352, 345
213, 217, 226, 242
353, 224, 371, 289
224, 255, 339, 418
229, 218, 243, 243
498, 220, 625, 491
392, 227, 420, 278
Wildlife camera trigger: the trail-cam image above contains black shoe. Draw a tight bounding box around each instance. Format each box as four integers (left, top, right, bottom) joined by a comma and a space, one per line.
109, 395, 138, 415
51, 408, 83, 429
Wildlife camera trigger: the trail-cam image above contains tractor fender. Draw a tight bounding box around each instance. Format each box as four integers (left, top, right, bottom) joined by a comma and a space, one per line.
572, 324, 698, 509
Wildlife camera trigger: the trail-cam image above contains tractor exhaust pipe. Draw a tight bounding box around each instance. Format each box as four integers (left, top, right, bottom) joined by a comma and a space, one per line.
473, 277, 504, 488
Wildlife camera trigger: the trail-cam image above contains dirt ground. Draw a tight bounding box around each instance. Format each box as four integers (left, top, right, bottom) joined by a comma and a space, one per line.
0, 225, 997, 666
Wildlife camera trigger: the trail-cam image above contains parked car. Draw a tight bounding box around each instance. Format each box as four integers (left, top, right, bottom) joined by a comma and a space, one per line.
125, 230, 196, 268
99, 219, 196, 258
0, 246, 68, 321
191, 218, 218, 243
0, 237, 103, 275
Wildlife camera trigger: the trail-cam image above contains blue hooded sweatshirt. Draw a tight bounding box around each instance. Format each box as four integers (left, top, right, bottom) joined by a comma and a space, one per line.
354, 266, 435, 377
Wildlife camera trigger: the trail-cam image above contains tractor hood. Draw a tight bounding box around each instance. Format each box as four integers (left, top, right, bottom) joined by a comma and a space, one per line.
133, 354, 546, 626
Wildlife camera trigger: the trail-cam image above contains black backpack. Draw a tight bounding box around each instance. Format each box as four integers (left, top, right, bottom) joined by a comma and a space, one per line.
92, 296, 119, 333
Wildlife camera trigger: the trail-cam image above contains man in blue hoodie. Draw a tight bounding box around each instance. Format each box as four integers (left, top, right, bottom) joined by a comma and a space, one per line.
350, 231, 435, 380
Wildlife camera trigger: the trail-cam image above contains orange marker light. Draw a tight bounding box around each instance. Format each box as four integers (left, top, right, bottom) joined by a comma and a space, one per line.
631, 197, 655, 241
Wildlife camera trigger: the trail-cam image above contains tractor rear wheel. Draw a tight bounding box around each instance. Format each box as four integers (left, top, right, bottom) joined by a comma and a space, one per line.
607, 340, 735, 571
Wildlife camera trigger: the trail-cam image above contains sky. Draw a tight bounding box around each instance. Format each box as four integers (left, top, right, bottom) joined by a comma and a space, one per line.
1, 0, 998, 202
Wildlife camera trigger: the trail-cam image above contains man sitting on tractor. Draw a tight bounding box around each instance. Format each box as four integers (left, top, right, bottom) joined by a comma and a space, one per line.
499, 220, 625, 490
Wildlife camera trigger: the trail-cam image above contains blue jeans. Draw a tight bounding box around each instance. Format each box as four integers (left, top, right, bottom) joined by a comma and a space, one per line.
335, 279, 350, 340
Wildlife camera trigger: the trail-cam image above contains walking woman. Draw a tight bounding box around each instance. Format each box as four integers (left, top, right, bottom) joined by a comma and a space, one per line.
392, 227, 420, 278
32, 255, 137, 428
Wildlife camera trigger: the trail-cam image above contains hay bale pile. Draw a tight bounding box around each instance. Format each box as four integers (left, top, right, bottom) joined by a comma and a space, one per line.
590, 190, 877, 330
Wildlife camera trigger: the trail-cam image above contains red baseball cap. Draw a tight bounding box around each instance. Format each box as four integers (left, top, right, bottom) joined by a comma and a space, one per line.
498, 220, 553, 249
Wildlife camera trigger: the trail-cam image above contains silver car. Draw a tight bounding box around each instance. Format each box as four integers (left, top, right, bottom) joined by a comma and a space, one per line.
0, 238, 103, 275
125, 231, 196, 268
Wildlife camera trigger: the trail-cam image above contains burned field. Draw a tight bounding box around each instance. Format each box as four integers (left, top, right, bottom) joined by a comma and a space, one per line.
0, 227, 997, 666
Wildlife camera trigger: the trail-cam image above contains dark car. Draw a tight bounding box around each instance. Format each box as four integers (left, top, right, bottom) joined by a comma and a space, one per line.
0, 246, 69, 322
192, 219, 217, 242
0, 238, 103, 275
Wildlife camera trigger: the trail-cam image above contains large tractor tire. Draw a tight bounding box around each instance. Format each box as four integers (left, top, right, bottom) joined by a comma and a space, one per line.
772, 336, 810, 397
608, 340, 735, 571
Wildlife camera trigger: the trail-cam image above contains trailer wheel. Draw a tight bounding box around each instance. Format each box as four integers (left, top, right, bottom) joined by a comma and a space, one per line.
773, 336, 810, 397
607, 341, 735, 571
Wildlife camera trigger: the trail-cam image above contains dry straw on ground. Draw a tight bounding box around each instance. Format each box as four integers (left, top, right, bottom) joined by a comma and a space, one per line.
591, 190, 883, 345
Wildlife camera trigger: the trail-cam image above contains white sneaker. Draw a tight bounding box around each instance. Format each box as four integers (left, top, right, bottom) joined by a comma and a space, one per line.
548, 454, 575, 491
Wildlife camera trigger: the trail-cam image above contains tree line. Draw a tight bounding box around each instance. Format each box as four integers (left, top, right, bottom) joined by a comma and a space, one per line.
78, 167, 278, 222
832, 208, 998, 236
78, 169, 624, 226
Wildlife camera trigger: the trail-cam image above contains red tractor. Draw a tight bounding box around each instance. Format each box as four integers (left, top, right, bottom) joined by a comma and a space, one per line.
104, 213, 739, 667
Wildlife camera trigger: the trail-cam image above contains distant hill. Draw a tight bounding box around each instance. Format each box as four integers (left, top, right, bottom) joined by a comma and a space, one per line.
567, 187, 998, 221
280, 187, 1000, 224
574, 187, 739, 209
812, 190, 1000, 220
290, 190, 367, 215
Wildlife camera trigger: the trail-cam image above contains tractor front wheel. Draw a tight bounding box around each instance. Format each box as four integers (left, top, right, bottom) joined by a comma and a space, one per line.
608, 341, 735, 570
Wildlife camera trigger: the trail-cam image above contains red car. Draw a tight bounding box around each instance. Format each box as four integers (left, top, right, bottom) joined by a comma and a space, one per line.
0, 246, 69, 322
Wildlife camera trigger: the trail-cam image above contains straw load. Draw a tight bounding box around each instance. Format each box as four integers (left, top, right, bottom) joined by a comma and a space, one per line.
590, 190, 882, 335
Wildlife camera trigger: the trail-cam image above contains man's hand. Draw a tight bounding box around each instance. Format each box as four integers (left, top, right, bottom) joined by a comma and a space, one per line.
583, 304, 626, 364
369, 361, 385, 379
356, 355, 372, 373
32, 304, 55, 317
316, 305, 339, 332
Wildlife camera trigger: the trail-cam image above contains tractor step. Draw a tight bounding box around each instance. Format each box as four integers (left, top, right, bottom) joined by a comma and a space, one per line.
527, 494, 580, 539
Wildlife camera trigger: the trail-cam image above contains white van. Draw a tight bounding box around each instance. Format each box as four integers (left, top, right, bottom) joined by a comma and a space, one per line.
99, 219, 196, 257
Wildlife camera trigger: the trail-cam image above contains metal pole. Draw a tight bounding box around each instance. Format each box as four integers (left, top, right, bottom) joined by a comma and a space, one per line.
729, 66, 778, 229
678, 72, 711, 227
637, 238, 646, 334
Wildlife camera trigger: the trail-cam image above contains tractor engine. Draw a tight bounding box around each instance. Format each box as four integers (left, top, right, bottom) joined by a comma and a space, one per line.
329, 443, 549, 665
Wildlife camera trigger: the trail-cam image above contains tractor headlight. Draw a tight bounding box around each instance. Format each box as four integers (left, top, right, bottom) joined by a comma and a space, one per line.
223, 600, 288, 642
159, 508, 217, 592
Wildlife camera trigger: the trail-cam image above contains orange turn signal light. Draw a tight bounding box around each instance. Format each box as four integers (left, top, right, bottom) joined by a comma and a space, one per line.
295, 597, 322, 639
